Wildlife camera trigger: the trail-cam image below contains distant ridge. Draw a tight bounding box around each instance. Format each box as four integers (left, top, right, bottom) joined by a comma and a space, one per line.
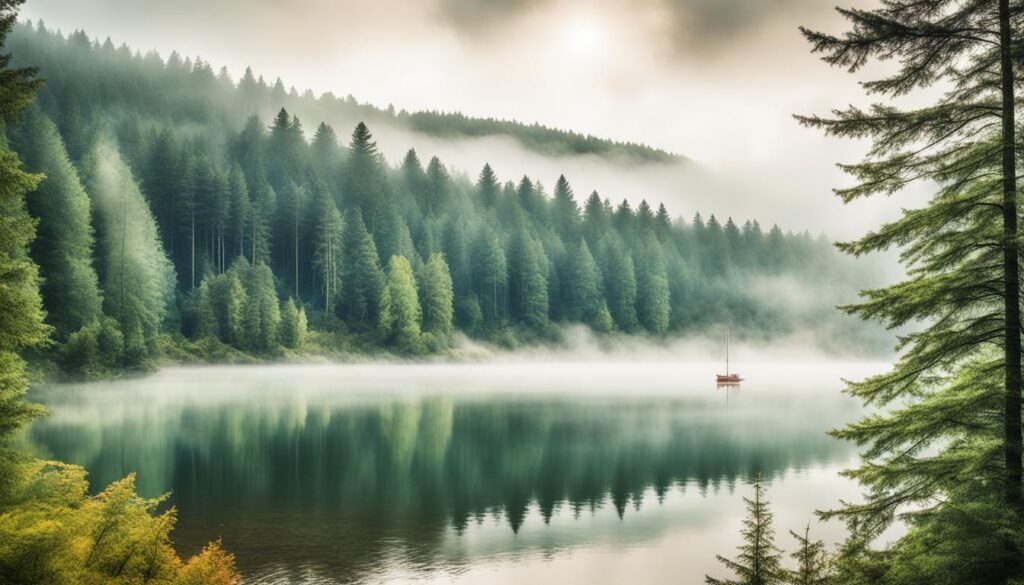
14, 21, 682, 165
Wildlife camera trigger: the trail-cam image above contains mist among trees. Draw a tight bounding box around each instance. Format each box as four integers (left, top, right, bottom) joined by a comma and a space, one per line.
2, 21, 881, 378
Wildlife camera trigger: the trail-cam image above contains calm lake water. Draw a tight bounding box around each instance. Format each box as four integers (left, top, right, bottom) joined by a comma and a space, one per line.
26, 361, 887, 584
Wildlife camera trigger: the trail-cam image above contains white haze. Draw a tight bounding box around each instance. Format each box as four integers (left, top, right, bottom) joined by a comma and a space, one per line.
19, 0, 933, 241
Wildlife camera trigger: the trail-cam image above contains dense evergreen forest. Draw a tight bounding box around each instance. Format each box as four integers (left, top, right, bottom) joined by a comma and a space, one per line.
2, 21, 877, 377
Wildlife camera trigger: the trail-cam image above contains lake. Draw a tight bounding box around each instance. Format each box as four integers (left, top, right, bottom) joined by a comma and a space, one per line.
25, 360, 888, 584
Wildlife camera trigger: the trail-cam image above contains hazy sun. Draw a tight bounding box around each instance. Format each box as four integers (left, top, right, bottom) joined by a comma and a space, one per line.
566, 16, 606, 56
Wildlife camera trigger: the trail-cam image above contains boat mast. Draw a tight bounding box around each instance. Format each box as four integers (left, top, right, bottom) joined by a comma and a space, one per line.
726, 330, 730, 376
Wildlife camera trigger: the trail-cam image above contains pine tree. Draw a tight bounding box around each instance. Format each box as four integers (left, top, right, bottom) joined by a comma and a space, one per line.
238, 262, 280, 352
471, 226, 507, 324
83, 139, 175, 366
635, 233, 670, 334
9, 105, 102, 339
599, 234, 638, 332
706, 475, 784, 585
552, 175, 580, 240
476, 163, 499, 208
279, 297, 307, 349
787, 524, 832, 585
800, 1, 1024, 581
339, 209, 384, 331
0, 0, 46, 445
509, 230, 549, 328
421, 253, 454, 338
563, 238, 607, 330
379, 255, 422, 351
313, 193, 343, 315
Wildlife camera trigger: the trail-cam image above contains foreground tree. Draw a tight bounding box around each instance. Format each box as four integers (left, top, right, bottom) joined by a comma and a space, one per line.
0, 0, 45, 449
706, 475, 784, 585
787, 524, 832, 585
799, 0, 1024, 582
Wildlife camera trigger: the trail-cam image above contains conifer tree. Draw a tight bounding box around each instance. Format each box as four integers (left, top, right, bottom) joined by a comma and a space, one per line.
83, 140, 175, 366
800, 1, 1024, 580
279, 297, 307, 349
787, 524, 832, 585
471, 226, 507, 324
476, 163, 499, 208
706, 475, 783, 585
509, 230, 549, 328
238, 262, 280, 352
9, 105, 102, 339
563, 238, 608, 330
635, 233, 670, 334
421, 252, 454, 338
339, 209, 384, 331
379, 255, 422, 351
552, 175, 580, 240
599, 234, 638, 331
313, 193, 343, 315
0, 0, 46, 446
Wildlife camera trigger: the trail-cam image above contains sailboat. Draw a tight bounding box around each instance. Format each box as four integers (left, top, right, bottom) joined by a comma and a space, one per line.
716, 331, 742, 384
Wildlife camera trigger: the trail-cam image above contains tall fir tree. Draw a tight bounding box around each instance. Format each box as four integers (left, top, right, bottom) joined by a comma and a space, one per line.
0, 0, 46, 448
9, 105, 101, 339
706, 475, 784, 585
379, 255, 422, 351
339, 209, 384, 332
800, 1, 1024, 581
420, 252, 454, 338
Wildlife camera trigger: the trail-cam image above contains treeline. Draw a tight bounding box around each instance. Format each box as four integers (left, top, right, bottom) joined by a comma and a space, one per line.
5, 21, 875, 376
8, 23, 677, 165
402, 109, 682, 162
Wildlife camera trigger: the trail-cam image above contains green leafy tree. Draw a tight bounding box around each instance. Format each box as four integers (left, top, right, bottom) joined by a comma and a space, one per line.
379, 255, 422, 351
706, 475, 784, 585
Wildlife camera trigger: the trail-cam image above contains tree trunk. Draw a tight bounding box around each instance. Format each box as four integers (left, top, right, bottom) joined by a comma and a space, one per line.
190, 211, 195, 289
999, 0, 1022, 514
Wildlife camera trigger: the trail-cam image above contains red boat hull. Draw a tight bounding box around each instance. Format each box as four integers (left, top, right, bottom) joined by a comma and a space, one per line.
716, 374, 742, 383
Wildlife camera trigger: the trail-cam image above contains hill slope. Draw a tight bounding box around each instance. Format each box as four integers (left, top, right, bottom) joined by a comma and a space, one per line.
6, 22, 885, 376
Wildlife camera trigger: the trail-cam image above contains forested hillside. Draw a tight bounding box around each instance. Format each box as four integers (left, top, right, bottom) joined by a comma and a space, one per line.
6, 22, 879, 375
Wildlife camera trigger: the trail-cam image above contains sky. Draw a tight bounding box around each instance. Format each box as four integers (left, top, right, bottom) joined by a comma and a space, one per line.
20, 0, 916, 240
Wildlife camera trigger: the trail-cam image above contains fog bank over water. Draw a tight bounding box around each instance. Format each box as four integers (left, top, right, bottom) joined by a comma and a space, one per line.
447, 325, 894, 367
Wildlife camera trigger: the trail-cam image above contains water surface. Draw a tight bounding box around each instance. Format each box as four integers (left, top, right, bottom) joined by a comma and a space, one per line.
27, 361, 884, 584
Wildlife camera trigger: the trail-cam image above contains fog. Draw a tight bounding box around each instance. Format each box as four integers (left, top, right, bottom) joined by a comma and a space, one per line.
19, 0, 930, 241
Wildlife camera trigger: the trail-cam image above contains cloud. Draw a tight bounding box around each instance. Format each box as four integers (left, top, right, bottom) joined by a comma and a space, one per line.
661, 0, 827, 49
435, 0, 545, 30
434, 0, 835, 54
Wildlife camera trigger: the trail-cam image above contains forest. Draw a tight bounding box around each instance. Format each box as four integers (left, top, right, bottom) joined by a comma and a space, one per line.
1, 21, 878, 379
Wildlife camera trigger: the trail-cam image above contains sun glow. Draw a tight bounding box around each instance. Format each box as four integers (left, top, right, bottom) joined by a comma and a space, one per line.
565, 16, 606, 56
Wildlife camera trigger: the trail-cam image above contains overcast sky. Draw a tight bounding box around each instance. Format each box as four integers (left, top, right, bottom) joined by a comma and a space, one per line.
21, 0, 911, 239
